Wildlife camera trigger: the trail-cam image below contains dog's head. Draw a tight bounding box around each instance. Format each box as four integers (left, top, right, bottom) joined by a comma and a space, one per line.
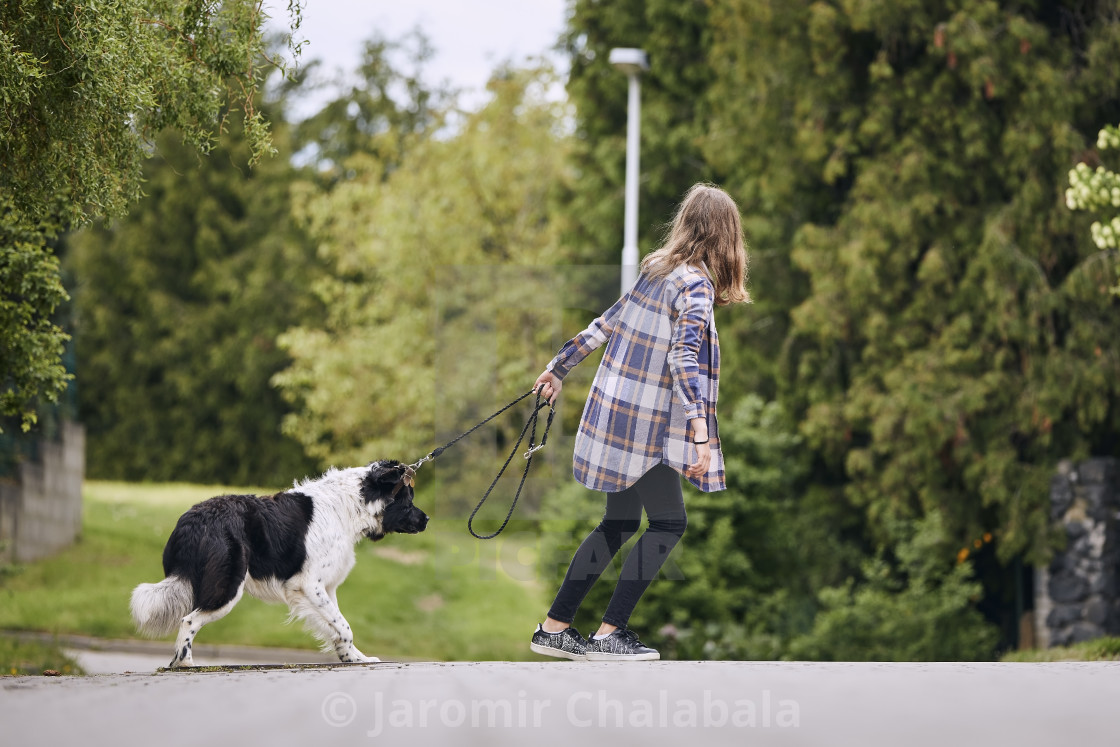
360, 459, 429, 541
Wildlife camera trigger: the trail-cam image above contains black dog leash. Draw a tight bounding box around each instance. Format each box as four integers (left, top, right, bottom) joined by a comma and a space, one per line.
403, 388, 556, 539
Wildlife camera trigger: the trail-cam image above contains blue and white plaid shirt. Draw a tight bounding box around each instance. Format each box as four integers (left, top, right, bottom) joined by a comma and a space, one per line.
547, 263, 725, 493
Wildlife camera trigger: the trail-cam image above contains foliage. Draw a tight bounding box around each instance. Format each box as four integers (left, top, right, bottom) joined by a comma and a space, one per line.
786, 514, 998, 661
0, 201, 69, 431
0, 481, 545, 662
65, 100, 323, 485
273, 66, 572, 493
1003, 635, 1120, 662
705, 0, 1120, 570
0, 0, 298, 429
1066, 124, 1120, 292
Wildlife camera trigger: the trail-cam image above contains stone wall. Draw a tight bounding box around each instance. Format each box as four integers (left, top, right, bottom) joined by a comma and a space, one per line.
1036, 458, 1120, 647
0, 421, 84, 563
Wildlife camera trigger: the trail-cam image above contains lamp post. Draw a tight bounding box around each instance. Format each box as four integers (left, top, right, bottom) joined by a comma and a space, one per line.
608, 47, 649, 295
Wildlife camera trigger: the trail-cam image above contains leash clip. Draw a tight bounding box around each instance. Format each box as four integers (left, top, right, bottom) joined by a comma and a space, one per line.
407, 454, 433, 473
523, 443, 546, 460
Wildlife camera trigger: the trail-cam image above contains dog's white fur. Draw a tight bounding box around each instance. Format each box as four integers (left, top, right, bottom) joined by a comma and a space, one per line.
131, 466, 406, 667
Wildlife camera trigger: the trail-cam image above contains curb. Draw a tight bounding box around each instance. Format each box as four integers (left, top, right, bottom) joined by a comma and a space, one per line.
1, 629, 334, 663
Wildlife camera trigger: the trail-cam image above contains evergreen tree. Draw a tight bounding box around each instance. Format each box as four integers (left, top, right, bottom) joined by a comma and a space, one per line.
67, 101, 322, 485
558, 0, 718, 263
704, 0, 1120, 651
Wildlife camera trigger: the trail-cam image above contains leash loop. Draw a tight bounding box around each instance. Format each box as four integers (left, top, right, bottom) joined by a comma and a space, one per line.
400, 387, 556, 540
466, 392, 553, 540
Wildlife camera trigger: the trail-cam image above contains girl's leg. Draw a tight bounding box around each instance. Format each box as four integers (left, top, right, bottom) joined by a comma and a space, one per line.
545, 486, 643, 628
599, 463, 687, 631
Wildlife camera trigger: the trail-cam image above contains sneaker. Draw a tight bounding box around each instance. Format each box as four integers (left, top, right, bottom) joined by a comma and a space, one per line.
584, 628, 660, 661
529, 624, 589, 661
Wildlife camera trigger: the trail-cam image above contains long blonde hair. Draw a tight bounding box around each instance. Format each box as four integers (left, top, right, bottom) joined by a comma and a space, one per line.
640, 183, 751, 305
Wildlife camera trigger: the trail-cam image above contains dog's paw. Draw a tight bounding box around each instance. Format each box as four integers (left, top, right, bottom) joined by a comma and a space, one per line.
168, 643, 194, 668
337, 650, 380, 664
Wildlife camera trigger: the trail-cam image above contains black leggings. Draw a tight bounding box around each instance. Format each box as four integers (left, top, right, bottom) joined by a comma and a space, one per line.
547, 463, 687, 629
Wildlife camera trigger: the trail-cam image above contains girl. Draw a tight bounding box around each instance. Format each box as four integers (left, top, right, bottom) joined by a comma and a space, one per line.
530, 183, 750, 661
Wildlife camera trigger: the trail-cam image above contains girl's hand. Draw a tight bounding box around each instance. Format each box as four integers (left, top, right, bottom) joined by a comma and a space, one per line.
533, 370, 562, 405
686, 441, 711, 479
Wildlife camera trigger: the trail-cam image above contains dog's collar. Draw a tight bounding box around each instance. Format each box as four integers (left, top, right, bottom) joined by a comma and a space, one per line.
389, 465, 416, 499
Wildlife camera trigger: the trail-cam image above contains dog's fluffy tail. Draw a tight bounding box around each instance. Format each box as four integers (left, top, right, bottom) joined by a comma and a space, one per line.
130, 576, 193, 637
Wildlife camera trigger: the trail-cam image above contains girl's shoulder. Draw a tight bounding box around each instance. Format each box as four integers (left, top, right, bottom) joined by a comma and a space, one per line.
666, 263, 715, 293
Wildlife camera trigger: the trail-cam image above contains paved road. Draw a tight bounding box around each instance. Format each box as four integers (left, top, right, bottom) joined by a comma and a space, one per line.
3, 661, 1117, 747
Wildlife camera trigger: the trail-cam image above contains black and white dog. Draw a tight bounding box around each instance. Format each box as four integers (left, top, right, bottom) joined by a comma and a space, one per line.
130, 460, 428, 667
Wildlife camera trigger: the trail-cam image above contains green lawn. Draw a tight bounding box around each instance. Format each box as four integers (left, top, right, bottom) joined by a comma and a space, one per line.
0, 481, 548, 661
0, 636, 83, 676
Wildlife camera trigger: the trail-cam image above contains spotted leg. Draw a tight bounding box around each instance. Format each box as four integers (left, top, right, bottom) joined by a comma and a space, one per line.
288, 584, 379, 663
169, 581, 245, 668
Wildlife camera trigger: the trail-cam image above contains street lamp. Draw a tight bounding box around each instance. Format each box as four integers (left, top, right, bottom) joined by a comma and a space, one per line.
609, 47, 649, 295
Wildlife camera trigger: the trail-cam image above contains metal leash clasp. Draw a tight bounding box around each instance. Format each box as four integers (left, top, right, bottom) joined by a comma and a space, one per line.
523, 403, 555, 460
407, 454, 433, 473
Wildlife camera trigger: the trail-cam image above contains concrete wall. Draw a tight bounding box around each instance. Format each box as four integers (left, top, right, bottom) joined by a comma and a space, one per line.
1036, 457, 1120, 647
0, 421, 84, 563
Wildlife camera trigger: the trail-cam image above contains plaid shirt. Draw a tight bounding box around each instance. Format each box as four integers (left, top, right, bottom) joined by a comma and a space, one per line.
547, 263, 725, 493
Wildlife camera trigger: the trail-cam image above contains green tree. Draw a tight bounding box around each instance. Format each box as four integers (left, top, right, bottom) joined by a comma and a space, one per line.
1, 0, 297, 430
787, 513, 999, 661
701, 0, 1120, 652
293, 32, 446, 179
274, 66, 573, 503
777, 0, 1120, 556
558, 0, 717, 260
0, 203, 68, 431
66, 100, 322, 485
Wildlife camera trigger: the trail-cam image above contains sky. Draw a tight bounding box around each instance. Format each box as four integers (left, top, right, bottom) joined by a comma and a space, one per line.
266, 0, 570, 118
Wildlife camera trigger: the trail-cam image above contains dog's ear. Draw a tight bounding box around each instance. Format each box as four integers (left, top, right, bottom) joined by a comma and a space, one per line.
362, 460, 409, 503
366, 459, 403, 483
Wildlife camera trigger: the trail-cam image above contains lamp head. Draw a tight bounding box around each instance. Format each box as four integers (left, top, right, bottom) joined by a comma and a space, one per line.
608, 48, 650, 76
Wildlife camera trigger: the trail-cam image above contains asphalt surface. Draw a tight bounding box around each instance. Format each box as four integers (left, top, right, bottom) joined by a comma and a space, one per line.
3, 660, 1117, 747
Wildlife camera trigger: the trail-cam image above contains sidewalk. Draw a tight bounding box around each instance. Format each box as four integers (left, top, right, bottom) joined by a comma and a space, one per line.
4, 660, 1119, 746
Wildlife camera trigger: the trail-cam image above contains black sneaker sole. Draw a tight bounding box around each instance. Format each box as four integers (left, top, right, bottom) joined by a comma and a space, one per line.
530, 642, 588, 661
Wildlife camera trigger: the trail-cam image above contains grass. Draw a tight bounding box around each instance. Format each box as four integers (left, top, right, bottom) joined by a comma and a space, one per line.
0, 480, 548, 661
0, 636, 83, 676
1001, 637, 1120, 662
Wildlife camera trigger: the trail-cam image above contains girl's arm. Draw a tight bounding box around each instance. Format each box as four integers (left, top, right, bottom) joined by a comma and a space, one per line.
667, 277, 713, 424
544, 292, 628, 380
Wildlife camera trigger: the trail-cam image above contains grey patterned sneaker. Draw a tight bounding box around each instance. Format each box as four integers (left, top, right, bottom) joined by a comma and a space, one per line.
585, 629, 660, 661
529, 624, 589, 661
